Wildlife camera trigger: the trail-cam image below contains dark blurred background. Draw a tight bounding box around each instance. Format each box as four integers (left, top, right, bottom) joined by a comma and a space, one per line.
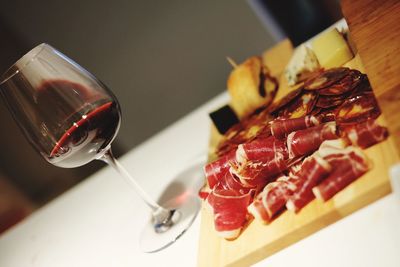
0, 0, 341, 233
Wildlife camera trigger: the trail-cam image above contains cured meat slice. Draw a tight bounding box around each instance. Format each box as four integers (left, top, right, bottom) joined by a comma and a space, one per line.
198, 186, 210, 200
304, 67, 350, 90
215, 125, 244, 158
236, 136, 288, 164
269, 87, 303, 115
286, 154, 331, 212
287, 122, 338, 158
216, 107, 274, 157
222, 171, 255, 193
335, 92, 381, 125
212, 171, 255, 194
317, 138, 349, 157
350, 75, 372, 97
204, 152, 236, 189
341, 119, 389, 149
248, 175, 299, 222
286, 156, 304, 176
270, 115, 320, 139
316, 109, 336, 123
316, 94, 347, 109
207, 188, 254, 239
231, 153, 287, 188
281, 92, 317, 119
312, 147, 370, 201
318, 69, 363, 95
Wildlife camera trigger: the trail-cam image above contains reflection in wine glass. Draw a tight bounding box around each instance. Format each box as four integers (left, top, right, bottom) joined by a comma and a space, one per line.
0, 43, 200, 252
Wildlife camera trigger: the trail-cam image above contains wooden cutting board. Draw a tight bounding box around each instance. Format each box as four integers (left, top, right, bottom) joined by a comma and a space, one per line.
197, 2, 400, 266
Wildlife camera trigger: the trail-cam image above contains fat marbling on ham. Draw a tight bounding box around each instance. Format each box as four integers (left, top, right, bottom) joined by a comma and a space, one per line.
204, 151, 236, 190
287, 121, 338, 158
202, 66, 389, 239
312, 143, 370, 201
270, 115, 320, 139
341, 119, 389, 149
286, 153, 331, 212
248, 175, 299, 222
206, 187, 254, 239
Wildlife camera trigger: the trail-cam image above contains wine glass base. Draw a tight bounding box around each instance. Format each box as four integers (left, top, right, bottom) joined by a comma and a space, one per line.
139, 192, 200, 253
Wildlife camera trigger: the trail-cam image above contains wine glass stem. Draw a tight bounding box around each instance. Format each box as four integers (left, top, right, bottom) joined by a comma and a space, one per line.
100, 149, 172, 223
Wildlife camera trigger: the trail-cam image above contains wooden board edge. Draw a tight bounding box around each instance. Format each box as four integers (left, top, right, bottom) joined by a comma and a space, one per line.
199, 178, 392, 267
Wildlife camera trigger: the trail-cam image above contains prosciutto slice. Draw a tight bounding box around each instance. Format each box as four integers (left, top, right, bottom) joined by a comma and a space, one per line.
286, 154, 331, 212
236, 136, 288, 163
217, 171, 255, 194
204, 151, 236, 189
342, 119, 389, 149
206, 188, 254, 239
231, 153, 287, 188
270, 115, 320, 139
313, 147, 370, 201
248, 175, 299, 222
287, 122, 338, 158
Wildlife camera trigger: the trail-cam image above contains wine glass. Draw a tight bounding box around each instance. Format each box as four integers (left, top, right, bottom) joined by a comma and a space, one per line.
0, 43, 200, 252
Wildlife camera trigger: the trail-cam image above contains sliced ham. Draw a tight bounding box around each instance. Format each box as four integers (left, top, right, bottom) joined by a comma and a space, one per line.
286, 154, 331, 212
248, 175, 299, 222
206, 188, 254, 239
342, 119, 389, 149
204, 151, 236, 189
218, 171, 255, 194
287, 122, 338, 158
270, 115, 320, 139
231, 152, 287, 188
313, 147, 370, 201
236, 136, 288, 164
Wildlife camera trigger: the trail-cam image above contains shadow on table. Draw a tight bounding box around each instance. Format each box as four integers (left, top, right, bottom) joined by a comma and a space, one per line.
156, 157, 206, 219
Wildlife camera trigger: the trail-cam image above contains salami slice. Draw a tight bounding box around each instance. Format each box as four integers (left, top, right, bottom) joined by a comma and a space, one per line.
350, 75, 372, 96
215, 123, 244, 157
316, 94, 347, 109
318, 69, 363, 96
270, 115, 320, 139
341, 119, 389, 149
304, 67, 350, 90
269, 87, 303, 115
335, 92, 381, 125
281, 92, 318, 119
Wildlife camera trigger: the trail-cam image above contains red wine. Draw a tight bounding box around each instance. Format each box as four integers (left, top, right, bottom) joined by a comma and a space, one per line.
35, 79, 120, 168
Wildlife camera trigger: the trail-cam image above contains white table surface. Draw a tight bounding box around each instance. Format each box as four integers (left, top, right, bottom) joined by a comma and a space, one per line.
0, 92, 399, 267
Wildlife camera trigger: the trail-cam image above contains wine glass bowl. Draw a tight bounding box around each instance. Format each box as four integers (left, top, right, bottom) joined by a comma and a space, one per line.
0, 43, 200, 252
0, 43, 121, 168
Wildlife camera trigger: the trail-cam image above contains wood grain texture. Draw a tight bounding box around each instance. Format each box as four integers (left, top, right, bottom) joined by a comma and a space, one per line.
197, 34, 400, 266
342, 0, 400, 150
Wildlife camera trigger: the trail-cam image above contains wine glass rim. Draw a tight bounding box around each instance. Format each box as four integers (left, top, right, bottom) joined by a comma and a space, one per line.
0, 43, 50, 86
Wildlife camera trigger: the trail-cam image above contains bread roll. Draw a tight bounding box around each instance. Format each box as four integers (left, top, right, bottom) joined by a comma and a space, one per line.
227, 56, 277, 118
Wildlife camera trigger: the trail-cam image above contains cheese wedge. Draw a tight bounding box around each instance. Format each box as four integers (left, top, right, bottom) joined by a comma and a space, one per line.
284, 44, 320, 86
312, 28, 353, 68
